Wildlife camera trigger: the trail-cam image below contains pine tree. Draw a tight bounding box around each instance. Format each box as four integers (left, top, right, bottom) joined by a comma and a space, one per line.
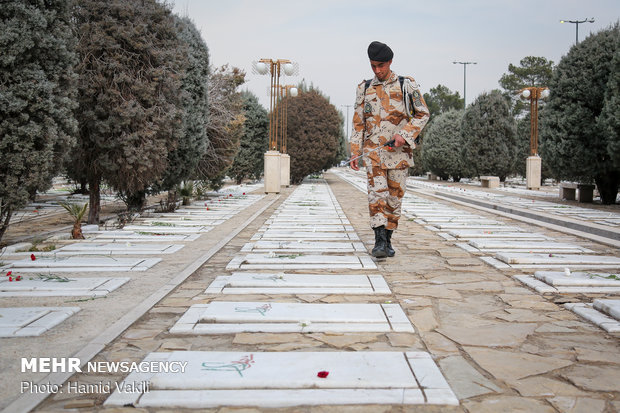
228, 92, 269, 184
286, 88, 341, 184
601, 38, 620, 170
194, 65, 245, 190
461, 90, 517, 181
158, 16, 210, 192
72, 0, 185, 220
540, 23, 620, 203
421, 110, 469, 181
499, 56, 554, 116
0, 0, 77, 242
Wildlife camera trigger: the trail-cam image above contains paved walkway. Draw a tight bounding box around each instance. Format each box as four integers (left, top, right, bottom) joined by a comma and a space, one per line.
3, 173, 619, 412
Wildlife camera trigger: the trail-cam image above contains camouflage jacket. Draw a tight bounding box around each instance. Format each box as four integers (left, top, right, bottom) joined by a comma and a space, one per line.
350, 71, 430, 169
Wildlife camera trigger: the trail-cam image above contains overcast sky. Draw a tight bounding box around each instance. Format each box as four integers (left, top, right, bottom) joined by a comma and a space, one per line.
169, 0, 618, 125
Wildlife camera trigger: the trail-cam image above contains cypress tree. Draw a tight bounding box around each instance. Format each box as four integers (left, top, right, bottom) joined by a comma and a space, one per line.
228, 92, 269, 184
461, 90, 518, 181
287, 88, 341, 184
0, 0, 77, 241
73, 0, 184, 220
194, 65, 245, 190
158, 16, 210, 192
421, 110, 469, 181
540, 23, 619, 203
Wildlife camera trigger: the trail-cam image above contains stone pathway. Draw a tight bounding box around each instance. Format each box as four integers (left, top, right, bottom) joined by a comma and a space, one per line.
104, 181, 458, 409
6, 174, 619, 412
0, 186, 271, 411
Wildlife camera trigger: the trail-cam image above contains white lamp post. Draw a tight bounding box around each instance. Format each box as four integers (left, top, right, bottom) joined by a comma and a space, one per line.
252, 59, 298, 193
519, 86, 550, 190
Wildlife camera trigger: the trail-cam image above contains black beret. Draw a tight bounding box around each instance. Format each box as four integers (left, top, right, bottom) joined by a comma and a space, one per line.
367, 41, 393, 62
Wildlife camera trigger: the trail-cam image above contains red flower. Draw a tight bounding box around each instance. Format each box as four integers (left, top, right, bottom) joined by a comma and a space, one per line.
6, 271, 11, 277
30, 254, 36, 261
8, 277, 13, 282
16, 276, 22, 281
317, 371, 329, 378
243, 193, 246, 195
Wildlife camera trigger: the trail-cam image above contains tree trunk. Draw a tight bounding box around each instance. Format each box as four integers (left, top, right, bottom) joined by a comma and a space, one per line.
71, 222, 84, 239
595, 172, 620, 205
126, 190, 146, 212
78, 177, 89, 195
0, 205, 13, 244
87, 175, 101, 224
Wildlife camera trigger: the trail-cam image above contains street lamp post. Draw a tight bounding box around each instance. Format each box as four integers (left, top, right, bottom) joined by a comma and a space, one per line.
452, 61, 477, 109
253, 59, 297, 193
519, 86, 550, 190
341, 105, 352, 159
278, 85, 298, 187
560, 18, 595, 45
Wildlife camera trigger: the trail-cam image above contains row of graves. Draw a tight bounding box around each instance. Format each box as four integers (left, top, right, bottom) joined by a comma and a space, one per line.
409, 178, 620, 228
105, 180, 459, 409
333, 169, 620, 334
0, 185, 264, 337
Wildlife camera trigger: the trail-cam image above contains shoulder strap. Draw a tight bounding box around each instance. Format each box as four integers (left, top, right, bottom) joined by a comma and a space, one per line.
364, 79, 371, 94
398, 76, 404, 92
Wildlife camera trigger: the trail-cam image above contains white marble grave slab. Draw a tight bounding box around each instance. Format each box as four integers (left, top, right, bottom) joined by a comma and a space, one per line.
205, 273, 390, 295
535, 271, 620, 287
460, 240, 592, 254
55, 243, 184, 255
105, 351, 457, 408
496, 253, 620, 268
251, 231, 360, 241
0, 276, 129, 297
593, 299, 620, 320
408, 210, 476, 216
259, 224, 355, 232
226, 253, 375, 270
431, 222, 505, 230
266, 218, 348, 225
0, 307, 80, 337
90, 232, 200, 242
170, 302, 412, 334
563, 302, 620, 333
172, 209, 235, 216
140, 219, 224, 227
448, 230, 549, 240
514, 273, 620, 294
241, 241, 366, 253
1, 256, 161, 272
411, 216, 495, 223
122, 225, 212, 234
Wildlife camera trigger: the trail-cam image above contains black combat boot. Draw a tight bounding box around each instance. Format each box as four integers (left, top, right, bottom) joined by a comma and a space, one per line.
372, 225, 388, 258
386, 229, 395, 257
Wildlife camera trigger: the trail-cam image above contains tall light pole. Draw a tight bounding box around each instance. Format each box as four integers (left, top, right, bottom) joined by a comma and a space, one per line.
560, 18, 595, 45
279, 85, 298, 154
518, 86, 550, 190
453, 61, 477, 109
278, 85, 298, 188
253, 59, 297, 193
341, 105, 352, 158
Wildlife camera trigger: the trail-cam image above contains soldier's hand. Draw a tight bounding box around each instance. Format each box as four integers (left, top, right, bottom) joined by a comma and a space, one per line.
392, 134, 406, 147
350, 158, 359, 171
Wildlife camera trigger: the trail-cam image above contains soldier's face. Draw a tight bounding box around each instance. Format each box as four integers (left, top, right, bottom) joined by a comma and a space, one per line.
370, 60, 392, 81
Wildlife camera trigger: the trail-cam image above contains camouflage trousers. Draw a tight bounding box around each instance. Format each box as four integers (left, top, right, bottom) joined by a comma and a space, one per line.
365, 164, 408, 230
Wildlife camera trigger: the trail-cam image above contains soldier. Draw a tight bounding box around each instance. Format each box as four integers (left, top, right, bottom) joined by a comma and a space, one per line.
350, 41, 430, 258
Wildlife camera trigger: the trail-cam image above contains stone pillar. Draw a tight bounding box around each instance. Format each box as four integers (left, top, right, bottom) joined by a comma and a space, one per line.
264, 151, 281, 193
526, 155, 541, 190
280, 153, 290, 187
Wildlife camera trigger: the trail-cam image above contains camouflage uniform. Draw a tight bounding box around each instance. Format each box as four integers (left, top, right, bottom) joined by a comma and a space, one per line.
350, 71, 430, 230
